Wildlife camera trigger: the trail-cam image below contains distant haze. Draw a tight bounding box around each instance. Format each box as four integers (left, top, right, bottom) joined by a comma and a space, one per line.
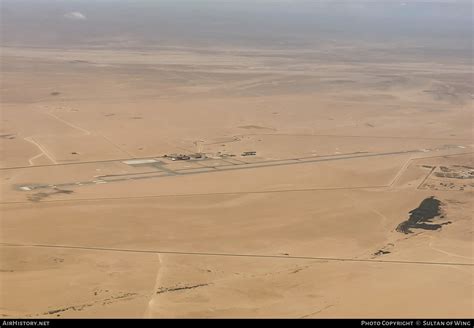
1, 0, 472, 53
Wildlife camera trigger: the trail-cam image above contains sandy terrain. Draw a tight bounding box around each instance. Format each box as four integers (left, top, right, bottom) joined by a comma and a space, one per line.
0, 1, 473, 317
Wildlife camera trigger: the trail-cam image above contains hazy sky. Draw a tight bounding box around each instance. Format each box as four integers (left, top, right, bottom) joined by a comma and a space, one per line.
1, 0, 472, 50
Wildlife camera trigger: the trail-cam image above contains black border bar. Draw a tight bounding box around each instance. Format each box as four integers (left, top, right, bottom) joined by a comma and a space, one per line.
0, 319, 472, 327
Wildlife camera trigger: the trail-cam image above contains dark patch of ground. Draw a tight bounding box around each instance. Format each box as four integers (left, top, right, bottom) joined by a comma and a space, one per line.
372, 243, 394, 257
28, 189, 74, 202
396, 196, 451, 234
156, 283, 209, 294
42, 292, 138, 316
373, 250, 391, 256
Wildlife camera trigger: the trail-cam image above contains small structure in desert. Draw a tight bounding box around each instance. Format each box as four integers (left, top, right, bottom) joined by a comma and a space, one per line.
163, 154, 192, 161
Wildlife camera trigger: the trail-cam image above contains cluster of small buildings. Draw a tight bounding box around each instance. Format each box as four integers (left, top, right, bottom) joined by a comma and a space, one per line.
163, 151, 257, 161
164, 153, 205, 161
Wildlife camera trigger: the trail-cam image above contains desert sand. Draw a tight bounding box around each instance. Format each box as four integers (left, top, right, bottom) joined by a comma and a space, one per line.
0, 0, 472, 318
